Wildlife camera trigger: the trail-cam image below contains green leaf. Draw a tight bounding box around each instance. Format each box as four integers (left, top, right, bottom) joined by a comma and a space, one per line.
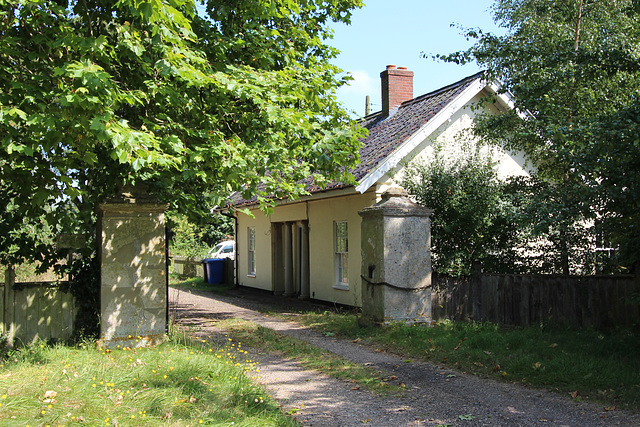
8, 108, 27, 120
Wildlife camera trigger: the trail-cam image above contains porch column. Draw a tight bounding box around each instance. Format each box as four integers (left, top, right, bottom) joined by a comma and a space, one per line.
299, 221, 310, 300
359, 187, 433, 324
283, 222, 295, 297
97, 184, 169, 348
272, 223, 284, 295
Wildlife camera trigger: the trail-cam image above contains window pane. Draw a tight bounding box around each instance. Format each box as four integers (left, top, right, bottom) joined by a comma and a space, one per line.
335, 222, 348, 253
339, 253, 348, 283
248, 228, 255, 250
334, 221, 348, 285
248, 227, 256, 275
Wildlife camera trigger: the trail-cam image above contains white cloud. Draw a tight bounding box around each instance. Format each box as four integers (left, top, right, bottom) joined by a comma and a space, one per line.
339, 70, 376, 96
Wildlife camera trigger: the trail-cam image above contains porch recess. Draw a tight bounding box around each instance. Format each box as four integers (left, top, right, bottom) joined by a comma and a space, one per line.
272, 221, 310, 299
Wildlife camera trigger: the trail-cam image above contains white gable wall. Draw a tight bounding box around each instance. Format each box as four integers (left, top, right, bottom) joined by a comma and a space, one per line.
385, 92, 531, 186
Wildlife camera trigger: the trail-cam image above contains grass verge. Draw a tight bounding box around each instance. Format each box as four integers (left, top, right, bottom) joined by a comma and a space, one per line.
169, 275, 234, 294
0, 334, 297, 426
211, 318, 403, 396
281, 310, 640, 411
167, 278, 640, 410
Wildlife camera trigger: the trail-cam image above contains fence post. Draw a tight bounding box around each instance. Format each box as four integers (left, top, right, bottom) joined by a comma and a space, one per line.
3, 265, 15, 345
0, 267, 5, 336
471, 261, 483, 322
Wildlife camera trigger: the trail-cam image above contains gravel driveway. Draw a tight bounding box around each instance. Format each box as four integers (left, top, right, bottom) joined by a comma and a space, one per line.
169, 287, 640, 427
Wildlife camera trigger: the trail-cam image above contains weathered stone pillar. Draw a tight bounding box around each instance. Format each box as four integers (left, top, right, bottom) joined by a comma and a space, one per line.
97, 185, 168, 348
358, 187, 433, 324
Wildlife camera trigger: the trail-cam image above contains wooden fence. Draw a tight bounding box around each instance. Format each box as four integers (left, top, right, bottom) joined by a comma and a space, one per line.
171, 256, 235, 285
171, 256, 204, 277
1, 266, 77, 345
431, 273, 640, 329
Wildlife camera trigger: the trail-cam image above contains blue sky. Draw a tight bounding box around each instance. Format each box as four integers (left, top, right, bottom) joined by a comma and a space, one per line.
329, 0, 500, 117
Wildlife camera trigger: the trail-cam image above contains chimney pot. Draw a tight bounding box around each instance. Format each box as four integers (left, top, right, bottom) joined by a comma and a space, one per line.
386, 65, 397, 70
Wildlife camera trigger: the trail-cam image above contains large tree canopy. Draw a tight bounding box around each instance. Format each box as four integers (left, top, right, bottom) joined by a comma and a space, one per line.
438, 0, 640, 270
0, 0, 365, 265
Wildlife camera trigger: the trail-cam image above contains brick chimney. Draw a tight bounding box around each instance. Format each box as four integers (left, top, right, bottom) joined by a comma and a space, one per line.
381, 65, 414, 116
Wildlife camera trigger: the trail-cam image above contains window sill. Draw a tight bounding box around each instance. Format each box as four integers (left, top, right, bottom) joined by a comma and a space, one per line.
247, 274, 256, 278
332, 283, 349, 291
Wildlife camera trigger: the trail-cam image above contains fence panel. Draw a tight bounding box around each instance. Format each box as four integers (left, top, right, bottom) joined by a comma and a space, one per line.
432, 273, 639, 329
2, 267, 77, 345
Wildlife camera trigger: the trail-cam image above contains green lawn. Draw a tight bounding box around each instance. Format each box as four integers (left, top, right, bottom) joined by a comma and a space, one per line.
0, 333, 297, 426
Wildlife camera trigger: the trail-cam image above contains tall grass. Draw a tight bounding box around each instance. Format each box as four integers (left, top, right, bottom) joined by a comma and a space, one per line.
0, 335, 297, 426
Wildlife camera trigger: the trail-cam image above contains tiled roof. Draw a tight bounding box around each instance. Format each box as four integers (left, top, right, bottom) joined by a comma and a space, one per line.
230, 71, 485, 207
352, 71, 484, 183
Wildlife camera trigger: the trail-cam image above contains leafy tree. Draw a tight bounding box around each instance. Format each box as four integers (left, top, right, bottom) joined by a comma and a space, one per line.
0, 200, 58, 268
0, 0, 365, 267
501, 175, 607, 275
167, 212, 233, 258
586, 100, 640, 271
401, 141, 606, 276
167, 214, 211, 259
437, 0, 640, 271
401, 143, 522, 276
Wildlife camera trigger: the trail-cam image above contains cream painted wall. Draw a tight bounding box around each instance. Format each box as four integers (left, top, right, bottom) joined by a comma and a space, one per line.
268, 201, 308, 222
236, 208, 273, 291
235, 190, 377, 307
307, 192, 376, 307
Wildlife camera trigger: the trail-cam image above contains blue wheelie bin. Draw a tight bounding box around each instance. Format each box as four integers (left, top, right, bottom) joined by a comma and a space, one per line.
203, 258, 225, 284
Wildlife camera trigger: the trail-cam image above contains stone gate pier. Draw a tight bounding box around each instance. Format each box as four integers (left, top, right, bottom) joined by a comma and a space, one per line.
359, 187, 433, 324
97, 185, 168, 348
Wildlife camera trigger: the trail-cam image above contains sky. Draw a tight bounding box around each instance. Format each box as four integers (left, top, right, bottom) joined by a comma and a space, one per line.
328, 0, 501, 117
